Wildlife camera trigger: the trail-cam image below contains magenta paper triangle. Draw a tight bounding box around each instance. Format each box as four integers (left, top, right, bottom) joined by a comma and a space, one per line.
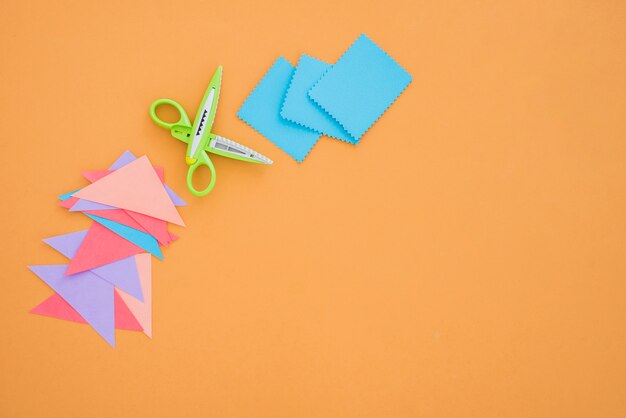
28, 265, 115, 347
64, 222, 144, 276
114, 290, 143, 331
82, 209, 148, 233
126, 210, 172, 246
31, 292, 143, 331
44, 229, 144, 301
31, 292, 87, 323
118, 254, 152, 338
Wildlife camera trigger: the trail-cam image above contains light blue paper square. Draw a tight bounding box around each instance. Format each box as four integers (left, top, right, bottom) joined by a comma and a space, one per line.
238, 57, 320, 163
280, 55, 355, 144
308, 34, 412, 141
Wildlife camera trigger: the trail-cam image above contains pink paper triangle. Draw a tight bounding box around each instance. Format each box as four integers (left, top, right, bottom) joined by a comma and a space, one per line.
65, 222, 144, 275
82, 166, 165, 183
114, 290, 143, 331
118, 254, 152, 338
73, 156, 184, 226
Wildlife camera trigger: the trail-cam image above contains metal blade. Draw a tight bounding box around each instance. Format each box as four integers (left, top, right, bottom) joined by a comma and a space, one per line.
207, 135, 273, 164
188, 66, 222, 160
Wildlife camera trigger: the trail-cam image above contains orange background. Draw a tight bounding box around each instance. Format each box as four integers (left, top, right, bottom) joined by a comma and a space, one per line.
1, 0, 625, 417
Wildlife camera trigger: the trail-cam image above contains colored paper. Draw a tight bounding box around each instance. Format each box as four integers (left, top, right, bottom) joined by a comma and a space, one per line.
83, 209, 148, 233
28, 264, 115, 347
70, 199, 117, 211
281, 55, 355, 143
86, 214, 163, 259
83, 166, 165, 183
30, 291, 143, 331
65, 222, 144, 275
118, 254, 152, 338
108, 150, 186, 206
73, 156, 185, 226
308, 34, 412, 141
238, 57, 320, 162
113, 290, 143, 331
43, 230, 144, 301
125, 211, 172, 246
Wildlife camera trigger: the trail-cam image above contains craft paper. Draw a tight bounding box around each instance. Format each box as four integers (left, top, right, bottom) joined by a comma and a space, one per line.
59, 197, 79, 209
82, 209, 148, 233
281, 55, 355, 143
238, 57, 320, 162
70, 199, 117, 211
73, 156, 185, 226
113, 290, 143, 331
83, 166, 165, 183
308, 34, 412, 141
125, 211, 172, 246
65, 222, 144, 275
118, 254, 152, 338
86, 214, 163, 259
30, 291, 143, 331
108, 150, 186, 207
28, 265, 115, 347
109, 150, 137, 170
43, 230, 144, 301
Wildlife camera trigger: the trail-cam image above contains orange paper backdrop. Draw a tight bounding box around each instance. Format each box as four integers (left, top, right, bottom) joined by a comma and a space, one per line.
1, 1, 625, 417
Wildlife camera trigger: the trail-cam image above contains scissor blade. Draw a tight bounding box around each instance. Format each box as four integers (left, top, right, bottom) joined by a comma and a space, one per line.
188, 66, 222, 159
207, 136, 273, 164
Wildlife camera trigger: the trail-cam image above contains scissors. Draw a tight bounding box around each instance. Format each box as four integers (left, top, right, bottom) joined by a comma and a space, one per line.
149, 66, 272, 196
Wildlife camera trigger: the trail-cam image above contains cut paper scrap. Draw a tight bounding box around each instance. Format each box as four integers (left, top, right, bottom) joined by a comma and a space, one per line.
70, 199, 117, 212
82, 209, 148, 233
308, 34, 412, 142
281, 55, 355, 143
238, 57, 320, 163
28, 264, 115, 347
43, 230, 144, 301
82, 167, 165, 183
30, 291, 143, 331
125, 211, 172, 246
59, 196, 79, 209
65, 222, 144, 275
108, 150, 186, 207
86, 214, 163, 259
118, 254, 152, 338
73, 156, 185, 226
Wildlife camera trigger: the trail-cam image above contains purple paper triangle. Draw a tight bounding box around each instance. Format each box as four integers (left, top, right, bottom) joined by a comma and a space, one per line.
43, 231, 144, 301
28, 264, 115, 347
70, 199, 117, 211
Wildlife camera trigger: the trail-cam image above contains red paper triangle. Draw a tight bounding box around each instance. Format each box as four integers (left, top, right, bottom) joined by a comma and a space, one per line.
31, 292, 143, 331
83, 209, 149, 233
126, 210, 172, 246
65, 222, 144, 275
114, 290, 143, 331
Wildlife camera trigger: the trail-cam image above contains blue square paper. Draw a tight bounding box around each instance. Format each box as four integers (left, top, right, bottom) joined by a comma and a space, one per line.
308, 34, 412, 142
280, 55, 355, 144
238, 57, 320, 163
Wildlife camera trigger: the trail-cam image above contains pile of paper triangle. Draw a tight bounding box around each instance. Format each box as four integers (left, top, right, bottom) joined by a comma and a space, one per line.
28, 151, 186, 347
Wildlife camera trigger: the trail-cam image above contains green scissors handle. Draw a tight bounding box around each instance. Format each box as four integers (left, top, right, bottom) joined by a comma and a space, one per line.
149, 99, 191, 130
186, 150, 216, 197
149, 98, 217, 196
